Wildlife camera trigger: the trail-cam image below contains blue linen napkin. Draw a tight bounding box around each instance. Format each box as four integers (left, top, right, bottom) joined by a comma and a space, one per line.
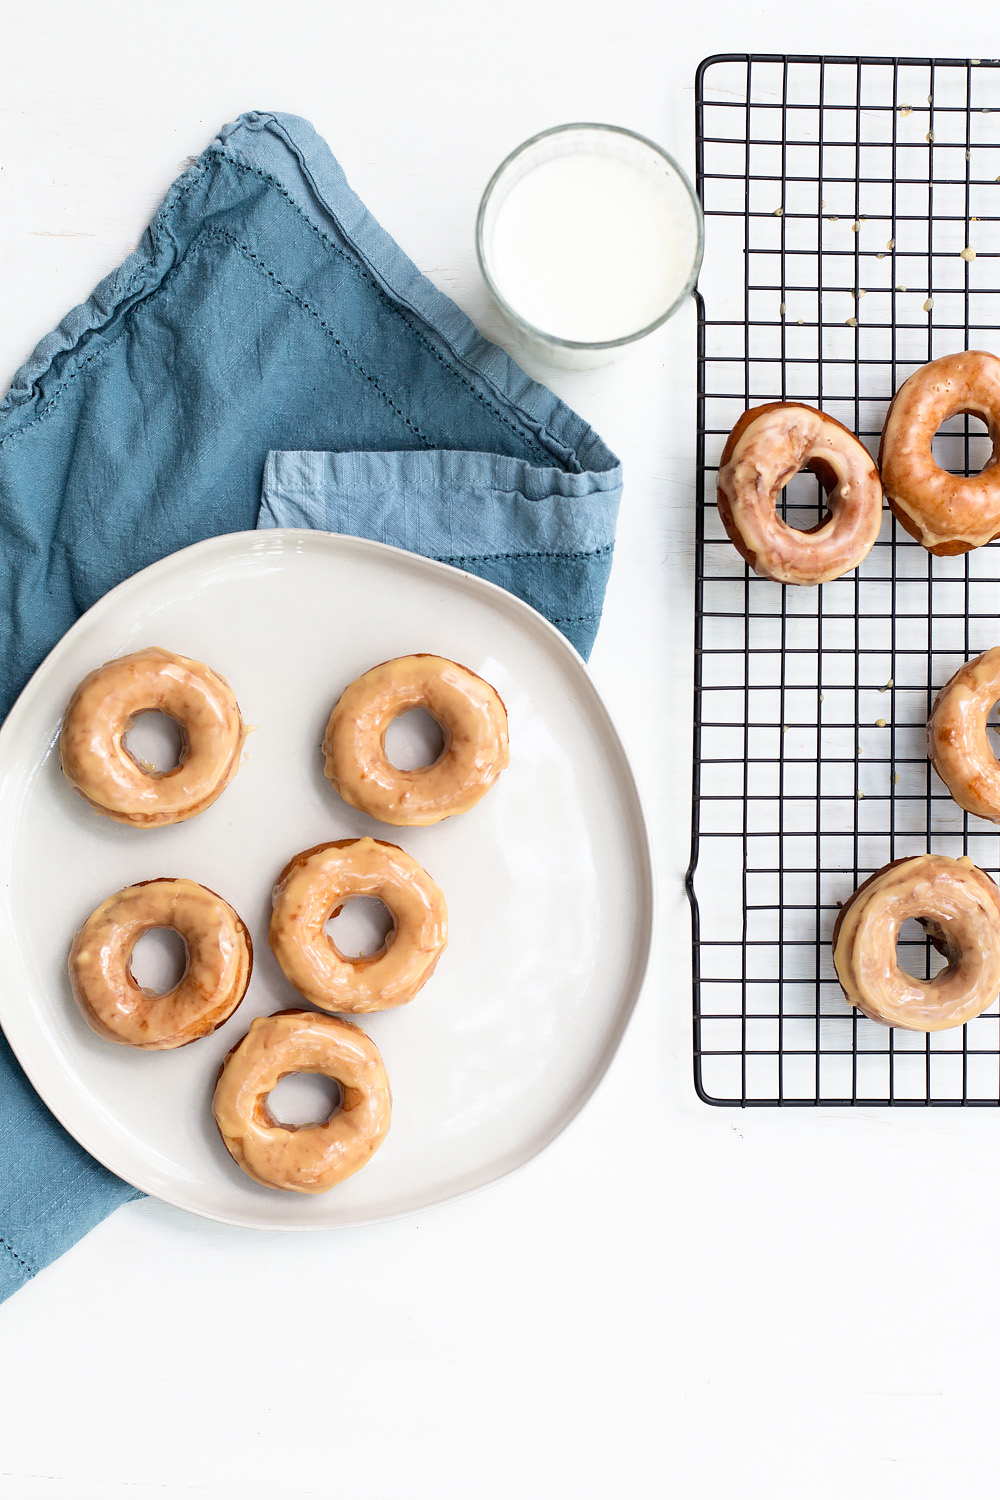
0, 111, 622, 1301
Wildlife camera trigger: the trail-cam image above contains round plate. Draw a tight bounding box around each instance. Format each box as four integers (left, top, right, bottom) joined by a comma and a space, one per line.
0, 530, 652, 1228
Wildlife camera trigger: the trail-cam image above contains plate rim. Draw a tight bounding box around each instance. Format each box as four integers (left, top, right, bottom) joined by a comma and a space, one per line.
0, 528, 655, 1230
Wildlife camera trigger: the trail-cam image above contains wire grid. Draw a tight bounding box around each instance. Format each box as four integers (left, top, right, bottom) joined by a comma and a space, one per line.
689, 54, 1000, 1106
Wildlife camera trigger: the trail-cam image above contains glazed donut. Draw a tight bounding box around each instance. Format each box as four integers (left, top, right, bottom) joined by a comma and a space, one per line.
213, 1010, 392, 1193
69, 878, 252, 1048
832, 854, 1000, 1032
928, 647, 1000, 821
60, 647, 245, 827
879, 351, 1000, 554
322, 654, 508, 826
269, 837, 448, 1013
717, 402, 883, 584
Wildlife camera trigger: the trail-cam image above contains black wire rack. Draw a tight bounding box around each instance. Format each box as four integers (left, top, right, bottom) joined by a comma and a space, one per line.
688, 54, 1000, 1106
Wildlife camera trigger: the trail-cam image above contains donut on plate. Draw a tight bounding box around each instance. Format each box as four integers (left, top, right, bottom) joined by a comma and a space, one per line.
716, 401, 883, 584
213, 1010, 392, 1193
69, 878, 252, 1048
60, 647, 245, 827
322, 654, 508, 826
879, 350, 1000, 554
269, 837, 448, 1013
928, 647, 1000, 821
832, 854, 1000, 1031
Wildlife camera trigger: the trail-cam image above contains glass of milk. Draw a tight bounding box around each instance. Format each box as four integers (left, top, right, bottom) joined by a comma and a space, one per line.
476, 122, 704, 369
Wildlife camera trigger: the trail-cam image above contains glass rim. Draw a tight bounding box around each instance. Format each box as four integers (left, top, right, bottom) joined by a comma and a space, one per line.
475, 121, 706, 352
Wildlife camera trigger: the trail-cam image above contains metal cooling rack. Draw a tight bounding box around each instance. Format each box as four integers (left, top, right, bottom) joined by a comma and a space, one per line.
688, 54, 1000, 1105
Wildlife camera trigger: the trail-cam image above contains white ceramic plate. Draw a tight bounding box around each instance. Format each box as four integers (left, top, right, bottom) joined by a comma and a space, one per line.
0, 530, 652, 1229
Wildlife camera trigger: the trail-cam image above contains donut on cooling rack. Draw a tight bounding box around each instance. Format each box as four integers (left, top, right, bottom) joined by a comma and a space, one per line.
269, 837, 448, 1013
322, 654, 508, 826
60, 647, 246, 827
832, 854, 1000, 1032
69, 878, 252, 1048
716, 401, 883, 585
879, 350, 1000, 555
213, 1010, 392, 1193
928, 647, 1000, 822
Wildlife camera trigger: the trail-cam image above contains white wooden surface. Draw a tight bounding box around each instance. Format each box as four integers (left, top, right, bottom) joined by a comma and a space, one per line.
1, 3, 998, 1496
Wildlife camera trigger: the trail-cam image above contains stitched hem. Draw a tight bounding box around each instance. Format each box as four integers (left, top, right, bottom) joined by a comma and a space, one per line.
0, 1236, 33, 1277
0, 211, 208, 454
435, 542, 615, 565
201, 227, 435, 450
216, 150, 562, 471
547, 609, 602, 626
0, 162, 210, 427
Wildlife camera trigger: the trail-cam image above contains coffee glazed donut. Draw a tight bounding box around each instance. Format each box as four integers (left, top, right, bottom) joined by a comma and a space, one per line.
928, 647, 1000, 821
213, 1010, 392, 1193
69, 878, 252, 1048
879, 350, 1000, 554
832, 854, 1000, 1031
323, 654, 508, 826
269, 837, 448, 1013
60, 647, 245, 827
717, 402, 883, 584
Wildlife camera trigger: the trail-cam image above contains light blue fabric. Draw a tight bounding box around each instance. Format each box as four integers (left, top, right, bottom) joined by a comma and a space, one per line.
0, 111, 622, 1301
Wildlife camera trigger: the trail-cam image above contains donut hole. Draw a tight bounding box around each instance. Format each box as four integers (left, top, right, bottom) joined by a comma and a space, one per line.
987, 699, 1000, 749
930, 412, 994, 477
896, 916, 953, 982
267, 1072, 343, 1128
384, 708, 447, 770
776, 465, 832, 534
325, 896, 396, 960
129, 927, 189, 994
124, 711, 186, 774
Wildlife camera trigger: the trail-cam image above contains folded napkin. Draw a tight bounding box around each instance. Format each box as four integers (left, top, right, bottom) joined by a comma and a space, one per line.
0, 111, 622, 1300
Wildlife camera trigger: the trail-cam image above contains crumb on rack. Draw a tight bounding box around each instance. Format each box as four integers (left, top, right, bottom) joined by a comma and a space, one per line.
926, 130, 936, 143
899, 105, 913, 116
773, 207, 783, 217
893, 773, 900, 784
853, 288, 866, 299
886, 238, 895, 250
961, 246, 977, 261
876, 718, 886, 728
923, 296, 934, 312
879, 678, 893, 692
845, 316, 858, 326
779, 301, 786, 315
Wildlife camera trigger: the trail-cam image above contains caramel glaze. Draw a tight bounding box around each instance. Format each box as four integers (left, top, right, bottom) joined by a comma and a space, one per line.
928, 647, 1000, 822
69, 878, 252, 1048
213, 1010, 392, 1193
879, 350, 1000, 555
60, 647, 245, 827
717, 402, 883, 584
832, 854, 1000, 1032
269, 837, 448, 1013
323, 654, 509, 826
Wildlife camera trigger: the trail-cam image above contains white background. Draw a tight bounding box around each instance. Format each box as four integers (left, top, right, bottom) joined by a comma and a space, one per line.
1, 3, 998, 1497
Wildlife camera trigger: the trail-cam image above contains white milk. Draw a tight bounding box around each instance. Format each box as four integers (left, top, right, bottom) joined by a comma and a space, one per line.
487, 151, 699, 345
